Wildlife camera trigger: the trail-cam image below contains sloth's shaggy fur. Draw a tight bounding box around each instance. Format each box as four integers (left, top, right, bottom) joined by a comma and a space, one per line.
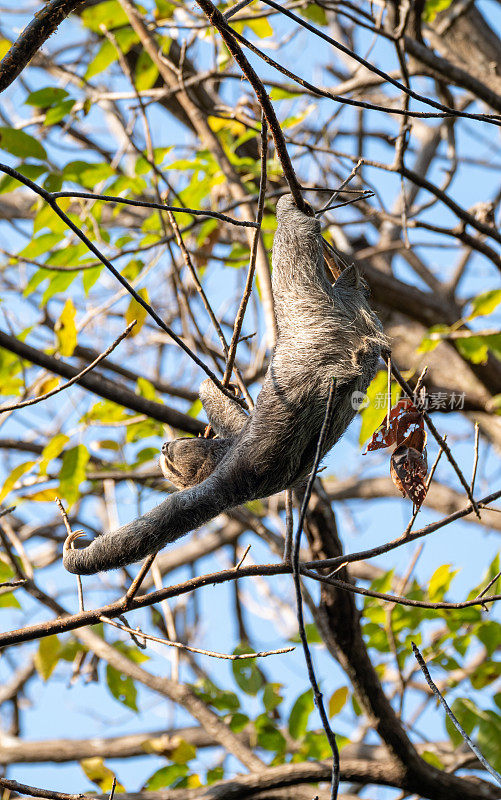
63, 195, 386, 574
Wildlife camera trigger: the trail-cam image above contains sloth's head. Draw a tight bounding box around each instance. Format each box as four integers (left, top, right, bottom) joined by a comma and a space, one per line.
160, 437, 231, 490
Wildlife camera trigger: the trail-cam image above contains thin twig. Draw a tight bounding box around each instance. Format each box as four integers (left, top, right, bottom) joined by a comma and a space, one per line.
108, 778, 117, 800
412, 642, 501, 786
283, 488, 293, 563
0, 776, 89, 800
235, 544, 251, 570
0, 322, 136, 414
293, 378, 340, 800
222, 114, 269, 392
0, 579, 26, 589
51, 192, 258, 227
475, 570, 501, 601
100, 614, 293, 659
194, 0, 306, 210
56, 498, 84, 612
470, 421, 480, 494
224, 16, 501, 126
316, 160, 363, 216
257, 0, 501, 127
124, 553, 157, 607
303, 569, 501, 611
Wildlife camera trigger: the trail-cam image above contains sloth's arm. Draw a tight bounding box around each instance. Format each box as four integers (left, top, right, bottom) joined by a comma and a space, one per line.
199, 379, 248, 437
159, 380, 249, 489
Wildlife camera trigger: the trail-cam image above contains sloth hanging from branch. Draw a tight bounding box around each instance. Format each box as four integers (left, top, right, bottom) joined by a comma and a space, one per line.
63, 195, 387, 575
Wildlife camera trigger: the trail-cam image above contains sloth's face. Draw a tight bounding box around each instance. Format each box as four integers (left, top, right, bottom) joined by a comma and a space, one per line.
160, 437, 227, 489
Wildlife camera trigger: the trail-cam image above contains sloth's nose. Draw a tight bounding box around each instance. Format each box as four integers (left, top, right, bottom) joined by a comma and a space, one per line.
161, 442, 169, 455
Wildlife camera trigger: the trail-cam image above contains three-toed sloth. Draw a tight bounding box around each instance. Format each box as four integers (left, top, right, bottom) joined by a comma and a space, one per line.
63, 195, 386, 575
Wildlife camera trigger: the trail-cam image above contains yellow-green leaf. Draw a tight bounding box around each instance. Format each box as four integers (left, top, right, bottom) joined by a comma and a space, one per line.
81, 0, 129, 31
55, 298, 77, 356
170, 738, 196, 764
0, 461, 36, 503
126, 288, 148, 335
329, 686, 348, 717
59, 445, 89, 506
35, 635, 61, 680
468, 289, 501, 320
421, 750, 445, 769
359, 370, 400, 445
40, 433, 70, 475
244, 17, 273, 37
80, 758, 124, 792
423, 0, 453, 22
455, 337, 489, 364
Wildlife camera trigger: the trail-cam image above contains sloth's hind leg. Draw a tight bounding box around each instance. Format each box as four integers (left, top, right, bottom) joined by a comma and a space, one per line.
199, 379, 248, 437
160, 436, 232, 489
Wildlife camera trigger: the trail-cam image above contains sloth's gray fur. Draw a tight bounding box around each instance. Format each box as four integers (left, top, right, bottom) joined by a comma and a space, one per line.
63, 195, 386, 575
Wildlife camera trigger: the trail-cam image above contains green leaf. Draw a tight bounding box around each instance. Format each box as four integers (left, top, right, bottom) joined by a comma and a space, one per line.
229, 712, 249, 732
288, 688, 314, 739
169, 739, 196, 764
62, 160, 114, 188
35, 635, 61, 680
468, 289, 501, 319
299, 3, 327, 24
232, 646, 264, 695
0, 163, 45, 194
263, 683, 283, 712
445, 697, 478, 746
82, 0, 130, 31
106, 664, 138, 711
144, 765, 188, 790
455, 336, 489, 364
135, 51, 158, 91
0, 127, 47, 160
26, 87, 69, 107
244, 17, 273, 37
59, 445, 89, 506
477, 711, 501, 771
20, 233, 62, 259
484, 333, 501, 360
41, 271, 77, 305
328, 686, 348, 717
82, 266, 102, 295
254, 713, 287, 752
301, 730, 331, 760
44, 99, 76, 126
0, 591, 21, 609
85, 29, 138, 79
55, 298, 77, 356
417, 324, 451, 354
206, 766, 224, 785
